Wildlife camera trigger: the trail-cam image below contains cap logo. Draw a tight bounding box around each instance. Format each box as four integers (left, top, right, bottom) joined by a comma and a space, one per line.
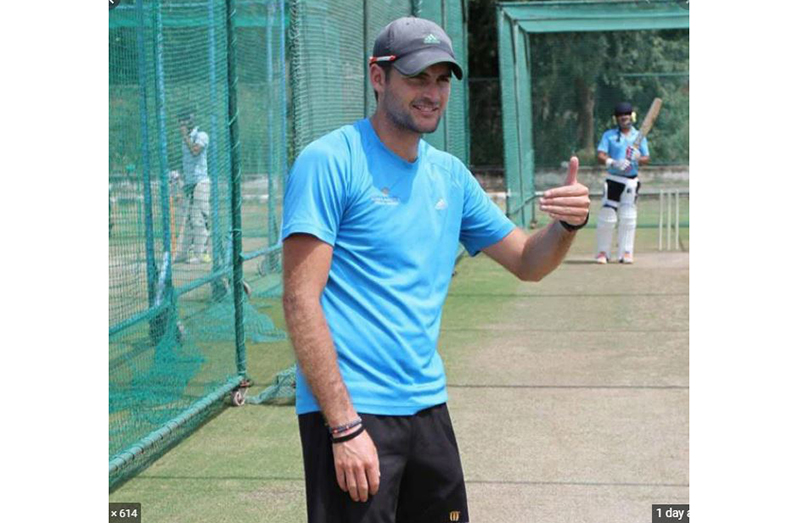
423, 33, 440, 44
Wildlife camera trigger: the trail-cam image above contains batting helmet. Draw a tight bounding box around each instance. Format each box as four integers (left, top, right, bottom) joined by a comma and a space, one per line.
614, 102, 634, 115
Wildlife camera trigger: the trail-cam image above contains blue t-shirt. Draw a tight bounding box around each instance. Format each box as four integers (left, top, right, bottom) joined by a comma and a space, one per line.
597, 127, 649, 177
281, 118, 515, 415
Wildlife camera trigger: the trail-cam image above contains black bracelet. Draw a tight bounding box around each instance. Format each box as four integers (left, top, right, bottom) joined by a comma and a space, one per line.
331, 425, 366, 444
328, 417, 362, 435
560, 211, 589, 232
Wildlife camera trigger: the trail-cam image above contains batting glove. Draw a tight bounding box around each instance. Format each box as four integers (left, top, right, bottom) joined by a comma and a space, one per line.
612, 158, 631, 171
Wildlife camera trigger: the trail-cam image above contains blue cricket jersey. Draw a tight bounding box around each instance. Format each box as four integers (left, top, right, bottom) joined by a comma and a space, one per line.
281, 118, 515, 415
597, 127, 650, 177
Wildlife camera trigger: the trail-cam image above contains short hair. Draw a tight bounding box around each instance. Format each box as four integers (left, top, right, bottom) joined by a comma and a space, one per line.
373, 63, 392, 103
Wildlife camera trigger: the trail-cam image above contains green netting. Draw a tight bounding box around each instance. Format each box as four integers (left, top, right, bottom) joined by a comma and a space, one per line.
236, 0, 289, 293
109, 0, 288, 489
497, 0, 689, 227
498, 10, 535, 227
247, 363, 298, 405
411, 0, 470, 160
364, 1, 413, 116
289, 0, 469, 163
289, 0, 369, 156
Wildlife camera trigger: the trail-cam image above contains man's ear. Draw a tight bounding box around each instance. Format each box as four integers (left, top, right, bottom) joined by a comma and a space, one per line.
369, 64, 386, 97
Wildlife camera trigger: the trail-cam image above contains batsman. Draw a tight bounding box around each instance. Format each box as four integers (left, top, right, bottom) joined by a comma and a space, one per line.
595, 101, 652, 264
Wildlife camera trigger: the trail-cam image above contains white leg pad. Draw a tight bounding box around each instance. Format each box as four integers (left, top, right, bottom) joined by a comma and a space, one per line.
617, 203, 637, 259
595, 206, 617, 256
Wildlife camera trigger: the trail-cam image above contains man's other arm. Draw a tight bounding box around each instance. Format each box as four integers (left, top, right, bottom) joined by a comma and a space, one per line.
282, 233, 380, 502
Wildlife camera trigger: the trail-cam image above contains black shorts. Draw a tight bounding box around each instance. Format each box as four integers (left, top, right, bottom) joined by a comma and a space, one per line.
298, 403, 469, 523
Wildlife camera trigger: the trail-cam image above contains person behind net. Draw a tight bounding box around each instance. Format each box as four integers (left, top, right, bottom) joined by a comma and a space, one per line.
173, 111, 211, 264
595, 101, 651, 265
281, 17, 590, 523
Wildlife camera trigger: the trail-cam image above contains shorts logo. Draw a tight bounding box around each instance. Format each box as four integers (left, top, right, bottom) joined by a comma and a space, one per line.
435, 198, 447, 211
449, 511, 460, 522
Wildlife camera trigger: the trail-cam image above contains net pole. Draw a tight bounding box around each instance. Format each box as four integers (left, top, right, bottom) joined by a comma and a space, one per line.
279, 0, 288, 186
226, 0, 247, 377
208, 0, 224, 276
523, 32, 534, 226
275, 0, 287, 275
136, 0, 158, 308
511, 20, 526, 227
497, 10, 518, 224
266, 1, 278, 259
152, 0, 175, 349
287, 0, 301, 165
153, 0, 173, 270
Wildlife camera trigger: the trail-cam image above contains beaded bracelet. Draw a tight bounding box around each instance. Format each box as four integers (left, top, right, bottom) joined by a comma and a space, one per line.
328, 417, 362, 435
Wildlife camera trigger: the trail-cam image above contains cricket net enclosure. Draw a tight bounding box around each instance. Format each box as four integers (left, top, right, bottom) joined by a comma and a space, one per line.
497, 0, 689, 229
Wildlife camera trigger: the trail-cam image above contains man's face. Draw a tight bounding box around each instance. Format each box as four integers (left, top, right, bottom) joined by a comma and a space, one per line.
377, 62, 452, 134
179, 116, 194, 129
617, 112, 633, 129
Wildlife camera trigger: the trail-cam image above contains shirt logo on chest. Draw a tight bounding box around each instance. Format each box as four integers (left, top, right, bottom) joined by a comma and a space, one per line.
434, 198, 448, 211
371, 187, 399, 206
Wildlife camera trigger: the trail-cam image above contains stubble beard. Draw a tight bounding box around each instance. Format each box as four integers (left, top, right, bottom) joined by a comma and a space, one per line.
384, 92, 442, 135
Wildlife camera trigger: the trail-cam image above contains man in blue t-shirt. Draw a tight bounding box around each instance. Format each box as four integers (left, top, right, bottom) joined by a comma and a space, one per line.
281, 17, 590, 523
595, 102, 651, 264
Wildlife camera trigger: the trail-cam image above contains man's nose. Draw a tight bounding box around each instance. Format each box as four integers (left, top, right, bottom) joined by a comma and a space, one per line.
419, 83, 442, 103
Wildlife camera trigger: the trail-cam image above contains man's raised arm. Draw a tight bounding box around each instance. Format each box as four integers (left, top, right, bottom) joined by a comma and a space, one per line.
483, 157, 590, 281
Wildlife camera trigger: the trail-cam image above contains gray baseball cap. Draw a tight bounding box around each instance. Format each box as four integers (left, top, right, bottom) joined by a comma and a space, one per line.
370, 17, 463, 80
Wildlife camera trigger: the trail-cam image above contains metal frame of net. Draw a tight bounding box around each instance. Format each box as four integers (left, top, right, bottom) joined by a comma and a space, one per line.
109, 0, 290, 488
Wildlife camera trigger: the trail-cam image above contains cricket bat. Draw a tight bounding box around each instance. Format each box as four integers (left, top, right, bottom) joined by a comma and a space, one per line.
633, 97, 662, 149
625, 97, 662, 171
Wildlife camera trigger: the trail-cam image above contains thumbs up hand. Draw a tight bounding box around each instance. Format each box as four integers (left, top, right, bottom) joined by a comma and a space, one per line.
538, 156, 590, 229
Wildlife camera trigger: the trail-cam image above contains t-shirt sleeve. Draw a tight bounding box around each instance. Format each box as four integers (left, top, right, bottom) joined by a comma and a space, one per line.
640, 136, 650, 157
281, 141, 348, 246
597, 130, 610, 153
458, 164, 516, 256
